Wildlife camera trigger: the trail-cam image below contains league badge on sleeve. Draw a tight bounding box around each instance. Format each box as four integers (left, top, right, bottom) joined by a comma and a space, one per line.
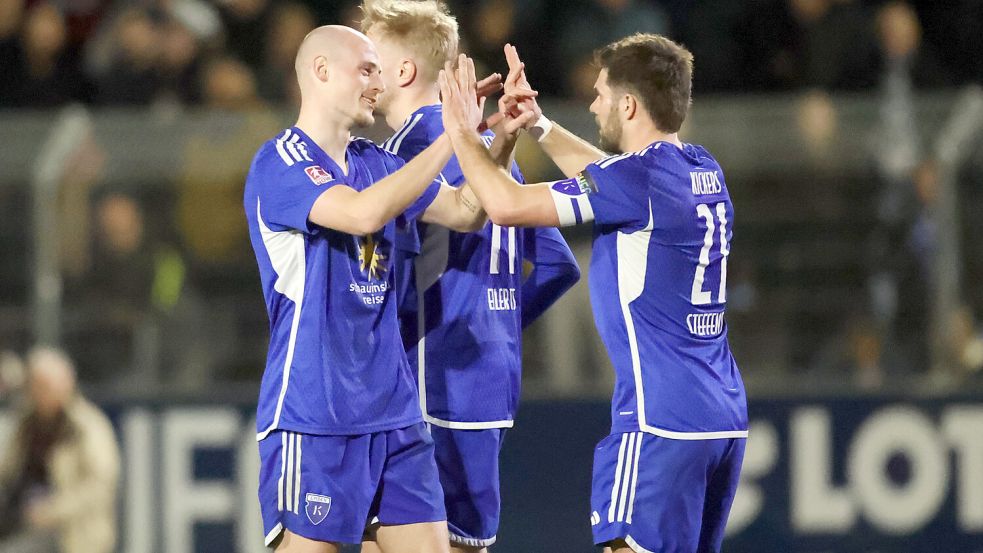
304, 166, 333, 185
305, 493, 331, 525
576, 172, 597, 194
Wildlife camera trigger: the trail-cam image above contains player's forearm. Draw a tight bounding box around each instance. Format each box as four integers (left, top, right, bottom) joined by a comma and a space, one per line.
537, 121, 607, 178
351, 135, 453, 232
453, 184, 487, 231
488, 127, 519, 169
449, 130, 526, 225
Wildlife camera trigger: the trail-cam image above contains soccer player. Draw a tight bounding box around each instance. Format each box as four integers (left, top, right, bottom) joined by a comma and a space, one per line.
243, 25, 494, 553
359, 2, 580, 552
439, 36, 748, 553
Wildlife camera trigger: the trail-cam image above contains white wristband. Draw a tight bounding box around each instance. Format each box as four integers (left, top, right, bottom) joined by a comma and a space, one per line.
529, 114, 553, 142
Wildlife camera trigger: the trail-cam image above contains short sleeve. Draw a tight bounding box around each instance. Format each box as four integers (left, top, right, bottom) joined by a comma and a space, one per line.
548, 156, 645, 228
257, 149, 343, 234
401, 174, 443, 224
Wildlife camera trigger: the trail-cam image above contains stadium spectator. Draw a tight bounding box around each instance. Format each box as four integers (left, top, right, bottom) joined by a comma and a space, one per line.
217, 0, 272, 69
159, 18, 205, 105
64, 192, 155, 381
201, 56, 263, 110
788, 0, 880, 90
63, 192, 191, 384
557, 0, 670, 100
96, 8, 163, 105
0, 0, 25, 105
677, 0, 745, 93
874, 1, 948, 90
2, 2, 91, 107
0, 347, 120, 553
867, 0, 947, 370
176, 55, 272, 270
257, 1, 315, 105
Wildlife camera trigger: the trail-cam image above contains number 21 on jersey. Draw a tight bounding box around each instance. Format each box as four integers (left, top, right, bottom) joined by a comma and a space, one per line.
691, 203, 729, 306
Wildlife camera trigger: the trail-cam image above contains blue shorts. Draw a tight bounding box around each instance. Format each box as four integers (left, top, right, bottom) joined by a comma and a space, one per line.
258, 423, 446, 546
590, 432, 745, 553
429, 425, 507, 548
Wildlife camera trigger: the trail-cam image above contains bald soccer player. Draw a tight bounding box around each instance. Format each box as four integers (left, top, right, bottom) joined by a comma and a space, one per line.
243, 26, 496, 553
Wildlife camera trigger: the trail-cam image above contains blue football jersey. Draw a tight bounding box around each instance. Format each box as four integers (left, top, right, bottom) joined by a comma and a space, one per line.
550, 142, 748, 438
245, 127, 440, 438
385, 105, 578, 427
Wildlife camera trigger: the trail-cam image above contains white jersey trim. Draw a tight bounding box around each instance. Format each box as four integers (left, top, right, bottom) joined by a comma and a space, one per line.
625, 535, 656, 553
617, 200, 653, 431
383, 113, 424, 155
597, 152, 632, 169
425, 415, 514, 430
275, 130, 314, 166
255, 198, 307, 441
450, 531, 497, 548
264, 523, 283, 547
640, 426, 749, 440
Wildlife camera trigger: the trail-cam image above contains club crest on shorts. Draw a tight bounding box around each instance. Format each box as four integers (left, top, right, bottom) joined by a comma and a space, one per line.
304, 165, 333, 185
305, 493, 331, 525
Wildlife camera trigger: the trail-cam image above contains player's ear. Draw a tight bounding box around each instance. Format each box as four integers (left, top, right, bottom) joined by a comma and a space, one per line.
396, 59, 417, 87
313, 55, 330, 83
623, 94, 638, 121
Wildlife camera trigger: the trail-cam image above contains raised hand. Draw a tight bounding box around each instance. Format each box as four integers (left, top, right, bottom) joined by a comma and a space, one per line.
497, 43, 543, 135
503, 43, 537, 100
439, 54, 485, 137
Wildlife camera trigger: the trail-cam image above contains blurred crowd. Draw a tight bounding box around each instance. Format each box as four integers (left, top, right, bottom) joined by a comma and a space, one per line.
1, 0, 982, 111
1, 0, 983, 392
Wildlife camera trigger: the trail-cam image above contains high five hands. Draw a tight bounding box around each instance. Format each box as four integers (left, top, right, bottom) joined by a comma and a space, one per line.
440, 46, 543, 140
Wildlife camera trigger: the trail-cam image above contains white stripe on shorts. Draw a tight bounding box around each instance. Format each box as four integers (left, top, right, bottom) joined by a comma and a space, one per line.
294, 433, 302, 514
626, 432, 643, 523
608, 433, 629, 523
285, 432, 295, 512
616, 433, 637, 522
278, 432, 286, 511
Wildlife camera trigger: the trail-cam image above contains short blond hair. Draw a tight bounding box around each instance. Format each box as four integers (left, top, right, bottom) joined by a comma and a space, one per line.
360, 0, 459, 81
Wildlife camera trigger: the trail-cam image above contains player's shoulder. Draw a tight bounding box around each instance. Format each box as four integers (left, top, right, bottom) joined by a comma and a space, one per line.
382, 107, 441, 157
639, 141, 719, 167
585, 150, 647, 184
253, 128, 312, 172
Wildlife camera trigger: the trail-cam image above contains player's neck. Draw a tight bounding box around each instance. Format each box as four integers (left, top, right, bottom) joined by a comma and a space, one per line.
624, 127, 682, 152
384, 85, 440, 131
294, 113, 351, 170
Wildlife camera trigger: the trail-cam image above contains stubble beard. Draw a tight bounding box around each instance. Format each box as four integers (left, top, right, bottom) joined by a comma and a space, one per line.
597, 107, 623, 154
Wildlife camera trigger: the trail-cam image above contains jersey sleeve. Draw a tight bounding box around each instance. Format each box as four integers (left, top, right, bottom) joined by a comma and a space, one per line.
256, 147, 344, 234
400, 174, 443, 225
520, 226, 580, 328
548, 155, 646, 228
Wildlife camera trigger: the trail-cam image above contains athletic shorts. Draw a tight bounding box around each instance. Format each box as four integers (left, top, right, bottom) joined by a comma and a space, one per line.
258, 423, 446, 546
429, 425, 507, 548
590, 431, 745, 553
